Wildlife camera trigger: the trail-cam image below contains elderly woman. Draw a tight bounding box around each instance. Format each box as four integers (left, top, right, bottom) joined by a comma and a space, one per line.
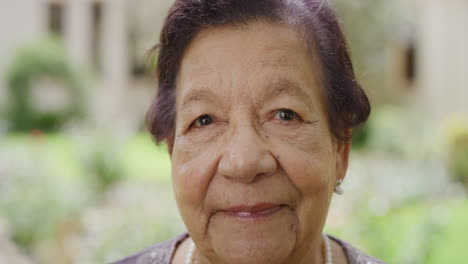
114, 0, 385, 263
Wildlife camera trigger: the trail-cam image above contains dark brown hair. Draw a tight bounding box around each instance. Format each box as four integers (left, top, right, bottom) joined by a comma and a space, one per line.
147, 0, 370, 143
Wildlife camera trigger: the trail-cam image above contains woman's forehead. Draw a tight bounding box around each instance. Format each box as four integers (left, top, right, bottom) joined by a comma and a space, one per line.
176, 21, 322, 100
181, 22, 313, 71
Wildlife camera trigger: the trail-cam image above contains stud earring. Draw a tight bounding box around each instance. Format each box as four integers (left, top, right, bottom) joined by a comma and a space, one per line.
334, 179, 344, 195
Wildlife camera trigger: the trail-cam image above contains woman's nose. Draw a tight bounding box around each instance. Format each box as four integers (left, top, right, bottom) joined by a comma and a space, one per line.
218, 125, 278, 183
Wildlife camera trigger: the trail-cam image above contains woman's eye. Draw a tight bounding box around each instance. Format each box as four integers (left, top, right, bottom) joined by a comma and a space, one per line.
192, 114, 214, 127
275, 109, 299, 122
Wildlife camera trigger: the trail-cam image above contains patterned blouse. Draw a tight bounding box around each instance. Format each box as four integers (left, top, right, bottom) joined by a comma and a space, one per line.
111, 233, 387, 264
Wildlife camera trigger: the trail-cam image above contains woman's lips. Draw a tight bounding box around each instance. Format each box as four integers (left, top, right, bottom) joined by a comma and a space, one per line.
222, 203, 285, 219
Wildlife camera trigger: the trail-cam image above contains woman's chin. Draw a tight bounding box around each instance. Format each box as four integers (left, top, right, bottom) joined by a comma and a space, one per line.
206, 206, 297, 264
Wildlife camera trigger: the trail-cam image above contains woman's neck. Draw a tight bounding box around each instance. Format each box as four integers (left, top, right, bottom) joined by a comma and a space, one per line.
174, 235, 341, 264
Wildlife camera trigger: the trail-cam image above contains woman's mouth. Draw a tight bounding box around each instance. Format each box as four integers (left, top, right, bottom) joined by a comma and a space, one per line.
222, 203, 285, 219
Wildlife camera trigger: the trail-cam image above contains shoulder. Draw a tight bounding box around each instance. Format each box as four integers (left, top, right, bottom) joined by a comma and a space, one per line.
329, 235, 388, 264
109, 233, 189, 264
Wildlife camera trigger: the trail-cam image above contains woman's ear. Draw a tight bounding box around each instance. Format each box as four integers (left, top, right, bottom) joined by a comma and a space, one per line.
335, 130, 352, 181
166, 134, 175, 156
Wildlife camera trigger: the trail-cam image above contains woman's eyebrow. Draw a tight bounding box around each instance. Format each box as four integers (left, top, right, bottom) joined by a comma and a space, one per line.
262, 79, 312, 103
180, 88, 219, 110
179, 79, 312, 110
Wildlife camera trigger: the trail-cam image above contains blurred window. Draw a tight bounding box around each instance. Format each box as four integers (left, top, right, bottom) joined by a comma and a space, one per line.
405, 43, 416, 84
130, 43, 148, 77
48, 3, 63, 36
92, 2, 103, 72
129, 28, 149, 78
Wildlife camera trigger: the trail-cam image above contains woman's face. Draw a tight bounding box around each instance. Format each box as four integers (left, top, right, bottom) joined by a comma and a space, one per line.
170, 21, 350, 264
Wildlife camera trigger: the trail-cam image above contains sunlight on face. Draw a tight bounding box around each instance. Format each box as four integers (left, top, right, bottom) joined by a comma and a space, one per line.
170, 21, 348, 264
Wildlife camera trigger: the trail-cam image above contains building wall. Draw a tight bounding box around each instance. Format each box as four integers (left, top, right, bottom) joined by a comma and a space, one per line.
416, 0, 468, 122
0, 0, 47, 110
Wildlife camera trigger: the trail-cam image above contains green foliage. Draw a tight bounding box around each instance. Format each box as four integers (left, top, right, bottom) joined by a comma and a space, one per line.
0, 134, 92, 250
445, 117, 468, 190
5, 36, 85, 132
86, 143, 125, 192
81, 132, 171, 193
0, 132, 176, 262
328, 200, 468, 264
366, 106, 408, 154
427, 200, 468, 264
145, 47, 159, 72
74, 185, 185, 264
120, 133, 172, 184
352, 105, 439, 160
362, 203, 447, 264
351, 123, 370, 150
351, 106, 407, 153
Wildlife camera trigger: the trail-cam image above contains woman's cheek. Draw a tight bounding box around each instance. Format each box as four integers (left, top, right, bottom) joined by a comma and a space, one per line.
266, 124, 334, 194
172, 136, 225, 245
172, 134, 222, 207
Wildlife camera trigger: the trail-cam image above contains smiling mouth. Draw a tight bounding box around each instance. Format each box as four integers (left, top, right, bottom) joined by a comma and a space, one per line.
222, 203, 286, 219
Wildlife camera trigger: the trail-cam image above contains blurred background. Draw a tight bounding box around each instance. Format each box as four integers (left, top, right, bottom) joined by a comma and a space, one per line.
0, 0, 467, 263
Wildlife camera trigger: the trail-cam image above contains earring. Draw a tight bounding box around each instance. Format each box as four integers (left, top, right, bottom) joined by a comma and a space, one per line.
334, 179, 344, 195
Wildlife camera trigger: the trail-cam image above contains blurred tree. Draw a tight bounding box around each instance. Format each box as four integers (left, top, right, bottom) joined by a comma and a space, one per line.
5, 36, 86, 132
445, 116, 468, 190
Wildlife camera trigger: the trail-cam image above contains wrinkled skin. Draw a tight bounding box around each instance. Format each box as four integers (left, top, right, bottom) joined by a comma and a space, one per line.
169, 21, 350, 264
